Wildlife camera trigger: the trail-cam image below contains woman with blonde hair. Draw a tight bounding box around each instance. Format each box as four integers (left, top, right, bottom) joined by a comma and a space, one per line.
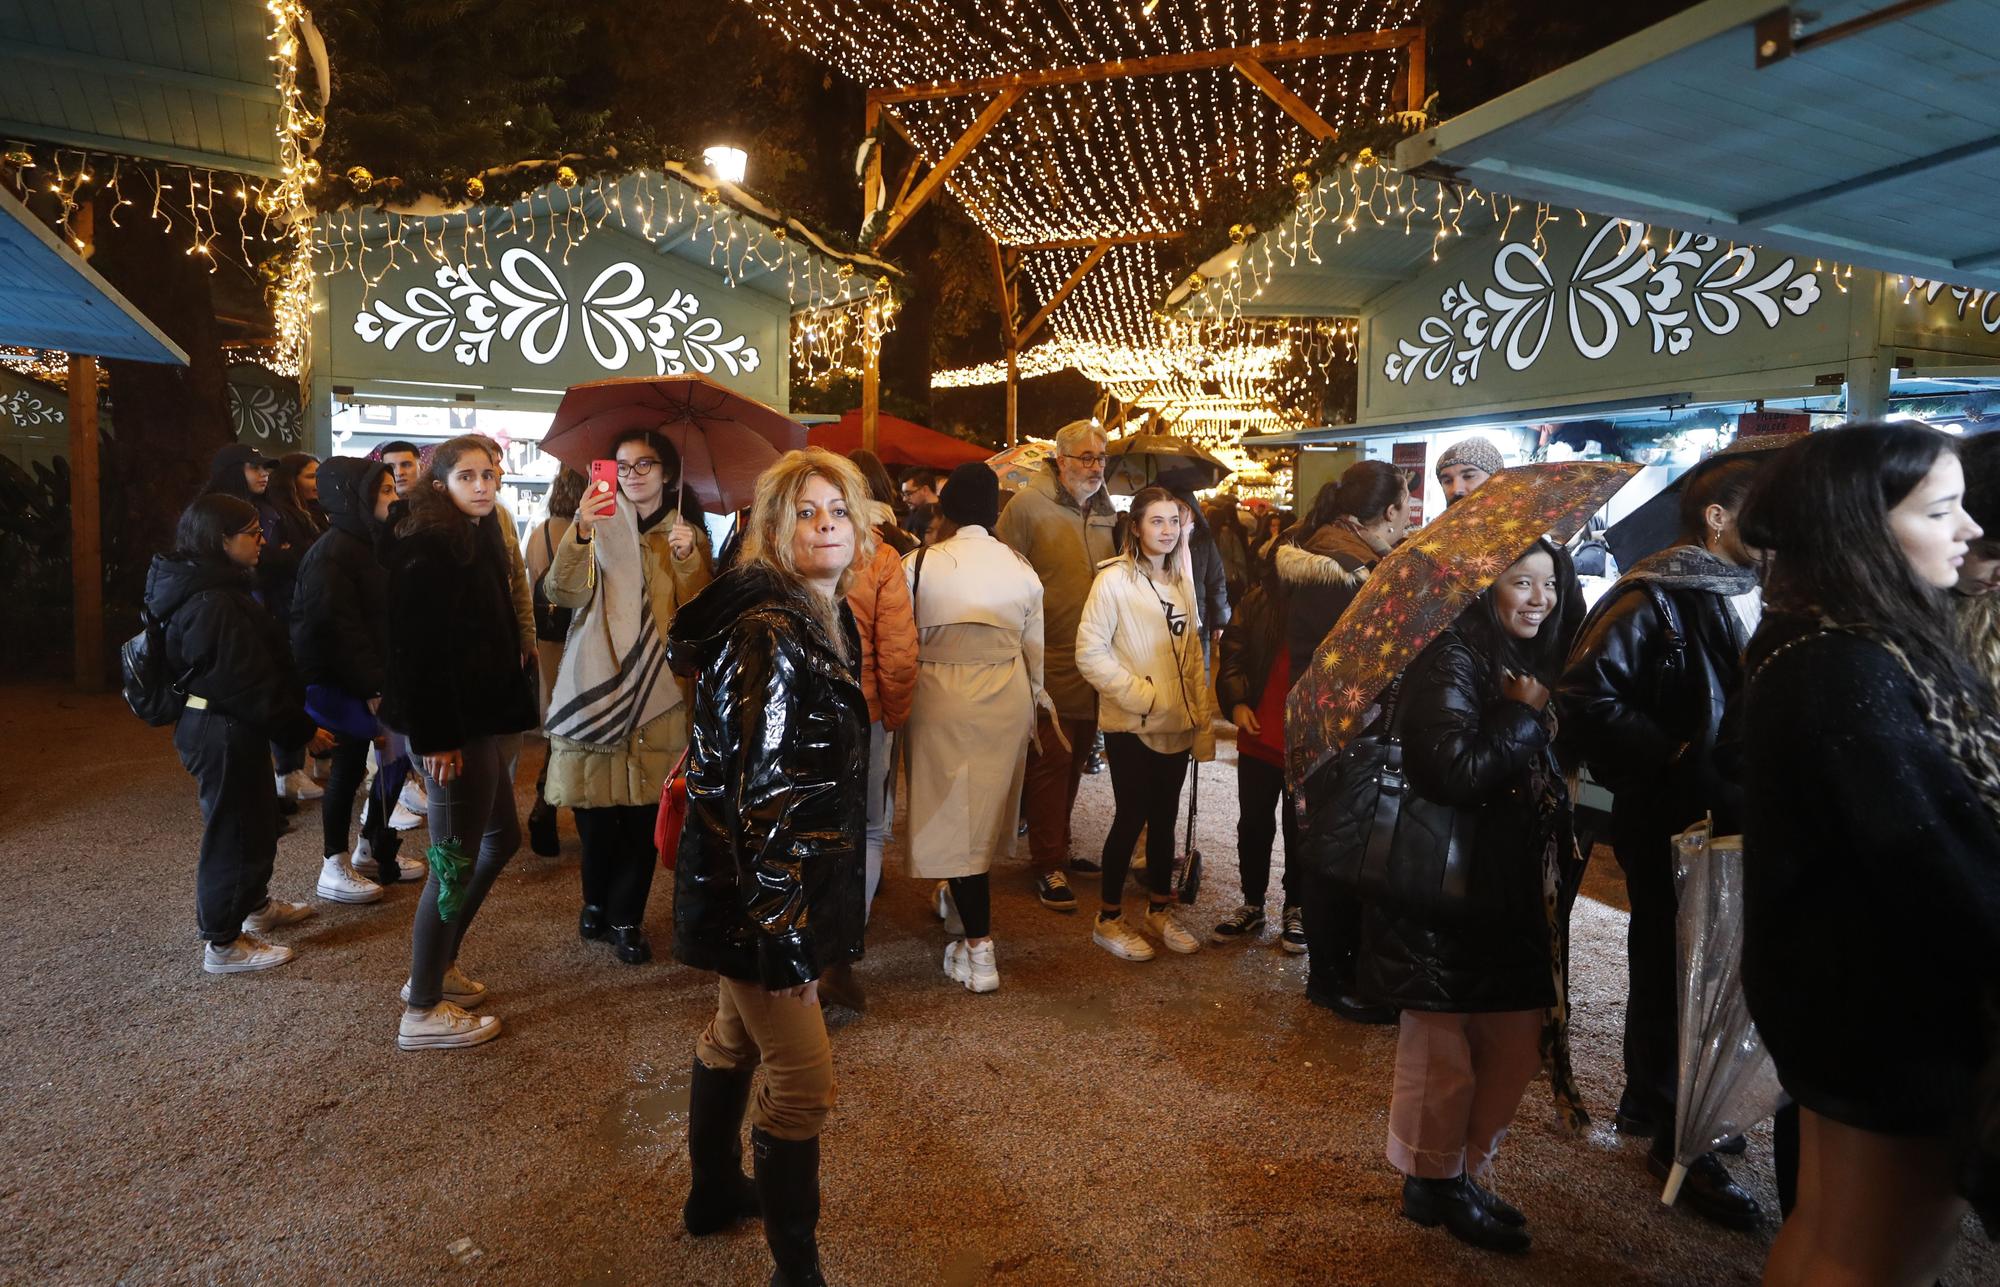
1075, 484, 1216, 961
665, 447, 872, 1287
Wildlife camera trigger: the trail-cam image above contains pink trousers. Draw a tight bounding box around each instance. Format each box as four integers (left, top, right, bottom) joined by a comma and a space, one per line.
1386, 1008, 1545, 1180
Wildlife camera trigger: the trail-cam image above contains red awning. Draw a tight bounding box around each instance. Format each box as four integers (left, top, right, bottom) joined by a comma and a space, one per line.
808, 410, 992, 470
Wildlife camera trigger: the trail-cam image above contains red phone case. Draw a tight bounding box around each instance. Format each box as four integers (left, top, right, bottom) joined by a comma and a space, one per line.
589, 459, 617, 504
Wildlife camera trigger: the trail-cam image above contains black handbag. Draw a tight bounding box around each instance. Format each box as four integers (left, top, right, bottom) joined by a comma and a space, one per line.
1314, 676, 1477, 922
532, 524, 573, 643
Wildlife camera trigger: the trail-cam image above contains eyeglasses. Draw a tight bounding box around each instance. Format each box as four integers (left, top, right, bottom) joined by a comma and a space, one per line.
1062, 452, 1108, 467
615, 459, 661, 478
231, 525, 265, 541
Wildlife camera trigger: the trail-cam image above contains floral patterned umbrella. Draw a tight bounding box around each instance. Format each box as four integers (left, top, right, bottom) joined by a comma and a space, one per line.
543, 375, 806, 512
1285, 461, 1641, 792
986, 439, 1057, 492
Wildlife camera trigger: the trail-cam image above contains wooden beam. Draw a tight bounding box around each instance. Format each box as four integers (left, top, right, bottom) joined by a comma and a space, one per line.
862, 340, 880, 454
862, 100, 885, 230
869, 31, 1420, 105
892, 155, 923, 213
68, 352, 102, 692
1404, 30, 1427, 114
988, 237, 1017, 343
1232, 59, 1338, 141
874, 88, 1021, 251
1008, 232, 1184, 251
1005, 348, 1020, 449
1017, 241, 1111, 346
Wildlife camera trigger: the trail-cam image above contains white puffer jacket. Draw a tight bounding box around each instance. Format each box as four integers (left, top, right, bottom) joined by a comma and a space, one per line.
1075, 554, 1215, 747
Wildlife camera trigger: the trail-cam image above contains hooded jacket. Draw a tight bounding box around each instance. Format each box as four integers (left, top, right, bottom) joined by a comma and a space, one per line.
379, 513, 538, 754
665, 564, 869, 990
204, 443, 312, 623
993, 464, 1119, 720
1074, 554, 1216, 750
143, 553, 316, 745
1277, 523, 1377, 678
291, 457, 391, 699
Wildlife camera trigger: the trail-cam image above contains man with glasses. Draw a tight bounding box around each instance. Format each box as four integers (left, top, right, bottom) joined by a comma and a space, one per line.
899, 468, 940, 510
994, 419, 1119, 912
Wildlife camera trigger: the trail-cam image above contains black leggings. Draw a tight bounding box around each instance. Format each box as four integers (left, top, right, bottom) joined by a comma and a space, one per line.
1099, 732, 1188, 906
573, 803, 660, 929
947, 873, 992, 939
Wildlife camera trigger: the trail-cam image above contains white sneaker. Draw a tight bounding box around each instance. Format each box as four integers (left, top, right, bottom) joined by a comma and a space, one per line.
1146, 904, 1201, 955
933, 882, 965, 936
389, 803, 424, 832
242, 898, 316, 933
400, 964, 487, 1009
351, 839, 427, 881
399, 777, 429, 815
398, 1001, 500, 1050
1092, 913, 1155, 961
944, 940, 1000, 993
202, 933, 294, 974
277, 769, 324, 802
316, 854, 384, 904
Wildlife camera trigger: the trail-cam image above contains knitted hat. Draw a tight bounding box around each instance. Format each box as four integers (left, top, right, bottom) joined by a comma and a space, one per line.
939, 461, 1000, 530
1435, 435, 1504, 478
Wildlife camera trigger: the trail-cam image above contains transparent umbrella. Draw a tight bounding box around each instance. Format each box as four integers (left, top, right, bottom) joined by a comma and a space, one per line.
1661, 821, 1786, 1206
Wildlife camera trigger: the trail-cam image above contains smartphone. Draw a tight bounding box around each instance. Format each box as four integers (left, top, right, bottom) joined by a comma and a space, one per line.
588, 459, 618, 508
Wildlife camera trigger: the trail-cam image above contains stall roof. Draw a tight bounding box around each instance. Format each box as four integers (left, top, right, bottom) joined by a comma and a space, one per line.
0, 185, 187, 364
1395, 0, 2000, 293
0, 0, 284, 178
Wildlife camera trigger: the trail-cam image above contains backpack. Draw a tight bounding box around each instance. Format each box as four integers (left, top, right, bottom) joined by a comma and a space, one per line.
120, 606, 189, 726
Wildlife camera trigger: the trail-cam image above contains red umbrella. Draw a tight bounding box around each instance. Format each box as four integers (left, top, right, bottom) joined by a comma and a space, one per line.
808, 410, 991, 470
1285, 461, 1640, 792
542, 375, 806, 512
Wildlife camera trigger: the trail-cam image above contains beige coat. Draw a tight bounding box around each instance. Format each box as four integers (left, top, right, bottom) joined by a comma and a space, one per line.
992, 465, 1118, 720
525, 514, 572, 724
542, 510, 710, 807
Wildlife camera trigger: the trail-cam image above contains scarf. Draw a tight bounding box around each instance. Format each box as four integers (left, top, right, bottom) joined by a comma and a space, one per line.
1530, 749, 1591, 1139
544, 499, 680, 746
1622, 544, 1760, 598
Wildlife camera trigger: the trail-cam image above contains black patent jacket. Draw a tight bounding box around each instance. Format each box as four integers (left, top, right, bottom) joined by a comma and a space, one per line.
1355, 627, 1563, 1013
666, 564, 869, 989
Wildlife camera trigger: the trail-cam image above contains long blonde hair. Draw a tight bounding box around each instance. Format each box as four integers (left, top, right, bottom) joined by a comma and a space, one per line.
740, 448, 877, 648
1121, 485, 1194, 585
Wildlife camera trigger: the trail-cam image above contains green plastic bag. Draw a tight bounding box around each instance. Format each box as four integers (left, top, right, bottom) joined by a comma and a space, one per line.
427, 838, 473, 922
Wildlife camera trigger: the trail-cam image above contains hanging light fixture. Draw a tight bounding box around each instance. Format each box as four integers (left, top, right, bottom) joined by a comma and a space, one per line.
702, 145, 748, 185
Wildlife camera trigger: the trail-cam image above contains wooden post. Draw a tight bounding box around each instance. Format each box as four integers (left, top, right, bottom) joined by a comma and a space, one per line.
862, 340, 880, 453
1405, 31, 1427, 113
1005, 347, 1019, 448
68, 352, 103, 691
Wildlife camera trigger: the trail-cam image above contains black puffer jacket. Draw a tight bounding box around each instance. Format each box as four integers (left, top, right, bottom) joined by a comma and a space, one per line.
667, 564, 868, 990
379, 515, 537, 754
1214, 574, 1286, 715
1558, 574, 1748, 828
291, 457, 391, 699
1355, 625, 1563, 1013
143, 553, 316, 745
1742, 611, 2000, 1133
1276, 524, 1377, 678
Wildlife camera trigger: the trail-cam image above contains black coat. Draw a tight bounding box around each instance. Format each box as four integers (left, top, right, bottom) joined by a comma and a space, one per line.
1558, 576, 1747, 830
1354, 626, 1563, 1013
1214, 573, 1286, 715
379, 517, 537, 754
143, 554, 316, 746
1741, 612, 2000, 1133
667, 564, 869, 990
1189, 519, 1230, 632
291, 458, 392, 699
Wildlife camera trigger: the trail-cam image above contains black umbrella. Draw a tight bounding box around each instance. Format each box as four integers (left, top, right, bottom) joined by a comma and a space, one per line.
1604, 434, 1804, 569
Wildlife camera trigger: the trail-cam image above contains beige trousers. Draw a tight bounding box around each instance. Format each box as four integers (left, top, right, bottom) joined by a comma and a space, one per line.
695, 974, 836, 1141
1386, 1008, 1544, 1180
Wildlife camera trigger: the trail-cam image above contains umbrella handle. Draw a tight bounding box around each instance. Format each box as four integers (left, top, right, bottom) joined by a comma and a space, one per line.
1660, 1161, 1689, 1207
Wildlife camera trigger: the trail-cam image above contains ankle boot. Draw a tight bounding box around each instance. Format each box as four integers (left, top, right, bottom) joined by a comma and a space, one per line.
1400, 1174, 1531, 1253
683, 1060, 760, 1235
610, 926, 652, 964
752, 1126, 825, 1287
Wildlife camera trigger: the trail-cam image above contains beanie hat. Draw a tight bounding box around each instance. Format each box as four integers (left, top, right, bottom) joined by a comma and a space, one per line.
1435, 435, 1504, 478
939, 461, 1000, 530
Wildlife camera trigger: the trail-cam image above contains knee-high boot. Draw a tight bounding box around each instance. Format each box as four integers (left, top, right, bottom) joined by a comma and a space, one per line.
683, 1060, 760, 1235
752, 1126, 825, 1287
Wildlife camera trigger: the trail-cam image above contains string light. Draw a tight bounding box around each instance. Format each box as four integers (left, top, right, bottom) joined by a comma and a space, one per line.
264, 0, 321, 382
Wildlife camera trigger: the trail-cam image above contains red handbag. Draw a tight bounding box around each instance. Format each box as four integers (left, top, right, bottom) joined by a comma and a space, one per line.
654, 746, 692, 869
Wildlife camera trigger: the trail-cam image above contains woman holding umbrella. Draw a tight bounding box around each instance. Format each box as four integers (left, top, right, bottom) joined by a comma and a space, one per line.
1735, 423, 2000, 1287
666, 448, 871, 1287
1345, 538, 1576, 1253
542, 429, 711, 965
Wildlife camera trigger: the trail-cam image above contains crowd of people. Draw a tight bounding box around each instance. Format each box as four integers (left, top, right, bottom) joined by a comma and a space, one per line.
137, 416, 2000, 1286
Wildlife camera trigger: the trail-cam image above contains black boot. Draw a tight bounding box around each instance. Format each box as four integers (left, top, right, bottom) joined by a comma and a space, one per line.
1400, 1175, 1531, 1253
753, 1127, 825, 1287
1649, 1149, 1762, 1231
683, 1060, 760, 1235
610, 926, 652, 964
579, 904, 608, 941
527, 802, 560, 857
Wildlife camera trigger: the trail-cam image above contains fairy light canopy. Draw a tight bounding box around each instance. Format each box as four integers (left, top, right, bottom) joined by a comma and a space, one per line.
742, 0, 1424, 423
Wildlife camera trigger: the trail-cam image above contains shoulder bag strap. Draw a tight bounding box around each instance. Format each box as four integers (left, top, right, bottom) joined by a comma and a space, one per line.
1358, 675, 1407, 891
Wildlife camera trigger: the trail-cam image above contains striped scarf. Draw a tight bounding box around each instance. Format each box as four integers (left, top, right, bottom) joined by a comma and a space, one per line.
544, 500, 679, 745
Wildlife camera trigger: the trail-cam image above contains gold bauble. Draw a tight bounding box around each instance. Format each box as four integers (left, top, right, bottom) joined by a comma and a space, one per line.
299, 158, 322, 185
3, 149, 33, 168
345, 165, 373, 193
464, 176, 485, 201
837, 262, 855, 280
1229, 223, 1248, 245
771, 226, 787, 242
701, 188, 722, 206
555, 165, 579, 189
1356, 147, 1378, 167
1293, 170, 1312, 192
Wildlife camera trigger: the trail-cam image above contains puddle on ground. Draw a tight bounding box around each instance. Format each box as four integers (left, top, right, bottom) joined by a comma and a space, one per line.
1022, 989, 1118, 1031
593, 1062, 692, 1154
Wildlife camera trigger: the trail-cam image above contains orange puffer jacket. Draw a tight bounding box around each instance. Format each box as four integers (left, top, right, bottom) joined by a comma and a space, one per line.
846, 519, 918, 730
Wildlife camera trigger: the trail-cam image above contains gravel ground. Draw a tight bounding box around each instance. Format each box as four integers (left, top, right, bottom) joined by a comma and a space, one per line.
3, 681, 1995, 1286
